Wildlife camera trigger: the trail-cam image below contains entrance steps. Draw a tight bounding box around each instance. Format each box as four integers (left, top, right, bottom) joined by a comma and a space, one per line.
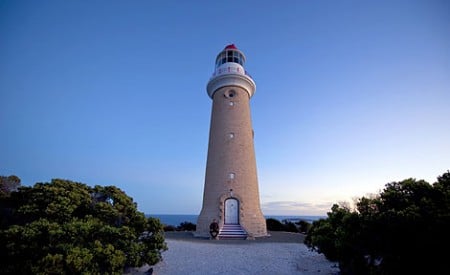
218, 224, 248, 240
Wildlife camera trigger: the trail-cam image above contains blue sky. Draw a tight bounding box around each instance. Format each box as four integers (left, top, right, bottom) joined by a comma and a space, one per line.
1, 1, 449, 215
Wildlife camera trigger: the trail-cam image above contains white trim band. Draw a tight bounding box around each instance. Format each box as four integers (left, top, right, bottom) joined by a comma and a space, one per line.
207, 73, 256, 99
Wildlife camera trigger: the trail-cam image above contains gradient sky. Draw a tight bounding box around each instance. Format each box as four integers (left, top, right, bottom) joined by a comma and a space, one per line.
1, 1, 449, 215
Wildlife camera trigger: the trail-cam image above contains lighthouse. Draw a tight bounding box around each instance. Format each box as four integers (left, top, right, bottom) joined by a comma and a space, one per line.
195, 44, 267, 239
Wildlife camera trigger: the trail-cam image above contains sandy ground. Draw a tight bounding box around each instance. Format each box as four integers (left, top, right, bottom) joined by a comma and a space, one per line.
130, 232, 339, 275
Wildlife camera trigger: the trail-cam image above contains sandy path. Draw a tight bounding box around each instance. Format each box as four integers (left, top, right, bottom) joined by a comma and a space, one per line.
147, 239, 339, 275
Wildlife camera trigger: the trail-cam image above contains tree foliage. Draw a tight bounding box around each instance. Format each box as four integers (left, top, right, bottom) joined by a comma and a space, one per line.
266, 218, 300, 232
0, 175, 21, 198
266, 218, 286, 231
0, 178, 167, 274
298, 220, 312, 233
305, 170, 450, 274
177, 221, 196, 231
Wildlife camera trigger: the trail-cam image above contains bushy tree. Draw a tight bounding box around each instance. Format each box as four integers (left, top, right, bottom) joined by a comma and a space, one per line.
305, 171, 450, 274
0, 179, 167, 274
266, 218, 285, 231
266, 218, 299, 232
163, 225, 177, 231
0, 175, 22, 228
298, 220, 312, 233
0, 175, 21, 198
177, 221, 196, 231
284, 221, 299, 233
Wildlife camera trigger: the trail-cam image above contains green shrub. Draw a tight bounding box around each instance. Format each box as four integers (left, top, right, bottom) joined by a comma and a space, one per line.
164, 225, 177, 231
298, 220, 312, 233
177, 221, 196, 231
0, 179, 167, 274
266, 218, 300, 232
284, 221, 299, 233
305, 171, 450, 274
266, 218, 285, 231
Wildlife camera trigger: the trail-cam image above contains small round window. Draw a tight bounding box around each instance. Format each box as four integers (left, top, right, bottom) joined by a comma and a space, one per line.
224, 90, 236, 98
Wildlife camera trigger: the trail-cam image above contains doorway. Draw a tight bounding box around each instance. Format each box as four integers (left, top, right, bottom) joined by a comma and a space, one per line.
224, 198, 239, 224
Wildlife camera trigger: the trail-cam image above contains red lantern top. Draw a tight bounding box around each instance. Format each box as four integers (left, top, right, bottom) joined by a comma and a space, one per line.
224, 44, 238, 50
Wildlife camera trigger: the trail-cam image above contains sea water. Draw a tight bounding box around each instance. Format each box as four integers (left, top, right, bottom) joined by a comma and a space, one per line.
147, 214, 325, 226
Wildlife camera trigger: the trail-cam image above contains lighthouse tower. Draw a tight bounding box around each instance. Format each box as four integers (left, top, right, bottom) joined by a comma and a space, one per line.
196, 44, 267, 239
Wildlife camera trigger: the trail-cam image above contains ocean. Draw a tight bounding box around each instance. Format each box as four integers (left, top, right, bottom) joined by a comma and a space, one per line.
147, 214, 325, 226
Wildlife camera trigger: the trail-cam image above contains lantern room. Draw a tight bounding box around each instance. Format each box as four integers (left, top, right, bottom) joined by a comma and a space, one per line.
215, 44, 246, 68
207, 44, 256, 99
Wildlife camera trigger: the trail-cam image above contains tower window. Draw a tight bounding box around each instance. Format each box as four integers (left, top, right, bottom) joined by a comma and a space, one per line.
229, 133, 235, 139
229, 101, 234, 106
224, 90, 236, 98
229, 173, 235, 180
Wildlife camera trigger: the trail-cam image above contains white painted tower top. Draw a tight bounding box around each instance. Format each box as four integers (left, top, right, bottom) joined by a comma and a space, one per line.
206, 44, 256, 99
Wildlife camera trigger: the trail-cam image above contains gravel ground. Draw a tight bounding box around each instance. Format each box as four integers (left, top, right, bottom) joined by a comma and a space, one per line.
133, 232, 339, 275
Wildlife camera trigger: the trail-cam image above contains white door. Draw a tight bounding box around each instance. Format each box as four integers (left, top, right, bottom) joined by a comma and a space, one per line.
225, 198, 239, 224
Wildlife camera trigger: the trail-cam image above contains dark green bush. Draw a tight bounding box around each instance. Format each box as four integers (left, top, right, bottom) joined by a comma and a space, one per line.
266, 218, 301, 232
305, 171, 450, 274
284, 221, 299, 233
0, 179, 167, 274
266, 218, 285, 231
298, 220, 312, 233
177, 221, 196, 231
164, 225, 177, 231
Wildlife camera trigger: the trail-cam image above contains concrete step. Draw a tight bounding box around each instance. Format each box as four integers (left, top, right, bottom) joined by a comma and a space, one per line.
218, 224, 248, 240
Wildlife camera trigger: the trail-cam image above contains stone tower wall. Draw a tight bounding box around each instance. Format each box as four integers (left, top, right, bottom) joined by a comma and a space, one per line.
196, 85, 267, 238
